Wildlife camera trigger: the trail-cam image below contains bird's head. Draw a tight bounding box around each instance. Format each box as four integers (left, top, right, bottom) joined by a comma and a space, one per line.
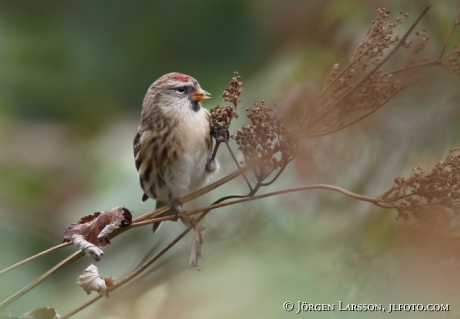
145, 72, 210, 114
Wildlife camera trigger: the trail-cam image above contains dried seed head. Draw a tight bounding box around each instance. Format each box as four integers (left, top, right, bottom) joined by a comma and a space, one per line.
210, 72, 243, 141
382, 148, 460, 221
221, 71, 243, 107
234, 103, 297, 173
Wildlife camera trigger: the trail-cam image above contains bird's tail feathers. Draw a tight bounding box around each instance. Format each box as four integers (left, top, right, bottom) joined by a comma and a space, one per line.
152, 200, 168, 233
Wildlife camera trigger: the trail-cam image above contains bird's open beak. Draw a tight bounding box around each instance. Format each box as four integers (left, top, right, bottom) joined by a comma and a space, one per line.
192, 88, 211, 101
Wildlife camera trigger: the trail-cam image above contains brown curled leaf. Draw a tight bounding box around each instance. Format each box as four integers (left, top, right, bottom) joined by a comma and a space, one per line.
61, 206, 132, 247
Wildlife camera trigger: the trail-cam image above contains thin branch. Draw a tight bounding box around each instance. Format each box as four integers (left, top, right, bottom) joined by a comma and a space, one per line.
0, 250, 84, 310
182, 184, 385, 217
67, 184, 322, 318
303, 86, 405, 138
210, 140, 221, 162
260, 159, 292, 187
129, 183, 387, 228
132, 168, 248, 224
0, 185, 203, 292
381, 60, 439, 77
320, 25, 373, 95
0, 242, 71, 277
58, 180, 417, 318
438, 11, 460, 60
60, 294, 103, 319
61, 213, 200, 319
224, 140, 253, 192
131, 194, 252, 229
131, 194, 249, 229
308, 5, 432, 132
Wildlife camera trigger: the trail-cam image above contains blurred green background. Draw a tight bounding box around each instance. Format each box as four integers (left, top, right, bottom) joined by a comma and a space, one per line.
1, 0, 460, 318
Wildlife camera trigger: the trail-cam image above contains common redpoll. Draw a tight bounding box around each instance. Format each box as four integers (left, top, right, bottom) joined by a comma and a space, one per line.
134, 72, 219, 232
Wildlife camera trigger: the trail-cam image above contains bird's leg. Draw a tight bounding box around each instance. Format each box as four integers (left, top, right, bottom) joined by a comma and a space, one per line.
167, 195, 182, 221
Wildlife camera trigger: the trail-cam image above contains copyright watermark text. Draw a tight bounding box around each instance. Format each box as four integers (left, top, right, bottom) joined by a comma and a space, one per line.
282, 301, 450, 314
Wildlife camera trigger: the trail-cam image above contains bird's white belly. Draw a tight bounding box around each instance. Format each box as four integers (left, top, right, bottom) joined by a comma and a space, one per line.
158, 137, 209, 200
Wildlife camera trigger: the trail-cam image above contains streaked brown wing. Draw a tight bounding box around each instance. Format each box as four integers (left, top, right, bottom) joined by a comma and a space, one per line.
133, 129, 143, 170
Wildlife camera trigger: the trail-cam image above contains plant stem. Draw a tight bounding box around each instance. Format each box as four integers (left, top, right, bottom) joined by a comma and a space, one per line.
60, 214, 198, 319
0, 250, 84, 310
0, 242, 71, 277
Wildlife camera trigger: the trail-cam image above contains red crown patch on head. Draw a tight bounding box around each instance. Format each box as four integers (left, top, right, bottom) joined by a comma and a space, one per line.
171, 72, 192, 83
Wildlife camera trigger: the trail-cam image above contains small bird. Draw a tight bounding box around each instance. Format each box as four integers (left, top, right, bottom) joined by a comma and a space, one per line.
134, 72, 219, 232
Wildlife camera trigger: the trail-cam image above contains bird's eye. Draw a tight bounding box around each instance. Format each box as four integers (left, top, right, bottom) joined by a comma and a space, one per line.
176, 86, 186, 93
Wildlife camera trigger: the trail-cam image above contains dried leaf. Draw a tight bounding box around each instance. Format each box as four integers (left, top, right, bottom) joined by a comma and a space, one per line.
20, 307, 60, 319
179, 212, 193, 228
71, 234, 104, 261
190, 223, 205, 270
104, 276, 115, 289
180, 214, 205, 270
76, 264, 113, 297
61, 206, 132, 247
97, 222, 121, 239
